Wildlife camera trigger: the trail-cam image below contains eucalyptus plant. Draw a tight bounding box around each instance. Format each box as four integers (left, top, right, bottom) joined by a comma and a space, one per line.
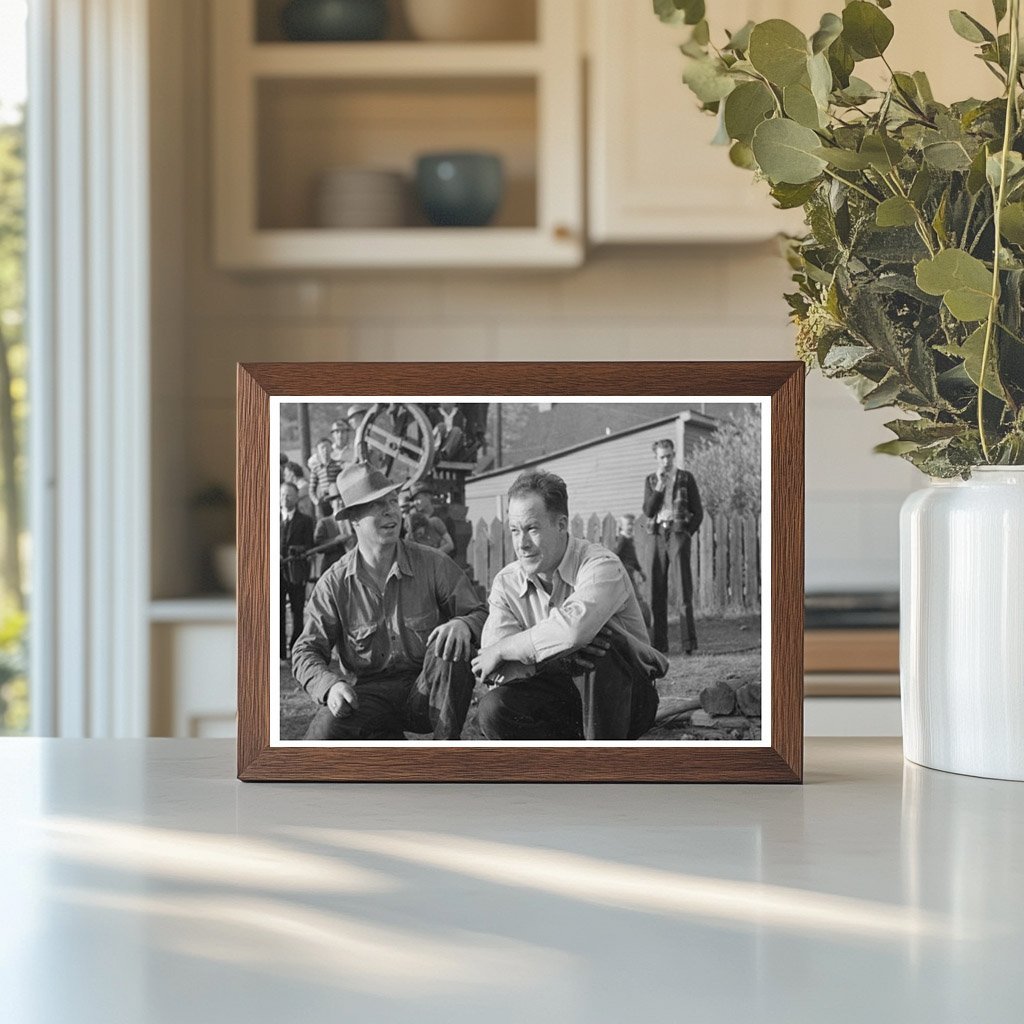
657, 0, 1024, 475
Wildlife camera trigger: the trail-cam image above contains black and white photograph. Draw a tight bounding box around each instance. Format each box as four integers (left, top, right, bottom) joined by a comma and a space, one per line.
271, 397, 769, 745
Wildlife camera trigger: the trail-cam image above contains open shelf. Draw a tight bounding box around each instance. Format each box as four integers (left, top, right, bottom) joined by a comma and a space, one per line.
256, 76, 537, 231
249, 42, 544, 77
254, 0, 538, 44
212, 0, 582, 268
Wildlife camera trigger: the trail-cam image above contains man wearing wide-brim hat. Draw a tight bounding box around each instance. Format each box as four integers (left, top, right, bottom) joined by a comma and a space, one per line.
291, 462, 487, 740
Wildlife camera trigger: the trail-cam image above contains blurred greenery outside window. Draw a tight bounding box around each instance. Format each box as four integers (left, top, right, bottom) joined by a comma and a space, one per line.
1, 0, 28, 734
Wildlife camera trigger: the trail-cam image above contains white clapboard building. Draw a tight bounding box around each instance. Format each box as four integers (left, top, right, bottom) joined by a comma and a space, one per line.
465, 409, 717, 523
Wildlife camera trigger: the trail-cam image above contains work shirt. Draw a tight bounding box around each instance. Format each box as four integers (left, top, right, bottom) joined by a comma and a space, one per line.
292, 540, 487, 704
481, 535, 668, 679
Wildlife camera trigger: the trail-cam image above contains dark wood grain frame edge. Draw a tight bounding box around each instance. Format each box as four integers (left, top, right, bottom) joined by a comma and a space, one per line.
237, 365, 271, 778
236, 362, 804, 782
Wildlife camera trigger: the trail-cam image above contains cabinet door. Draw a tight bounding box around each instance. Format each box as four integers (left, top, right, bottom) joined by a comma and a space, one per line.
587, 0, 810, 243
588, 0, 1000, 245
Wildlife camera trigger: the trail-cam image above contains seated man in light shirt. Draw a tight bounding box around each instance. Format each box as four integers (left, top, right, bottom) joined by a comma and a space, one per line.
471, 470, 668, 741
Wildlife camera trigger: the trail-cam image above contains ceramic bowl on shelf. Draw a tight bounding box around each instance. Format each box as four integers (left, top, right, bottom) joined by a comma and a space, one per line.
414, 152, 504, 227
403, 0, 534, 42
315, 167, 408, 228
280, 0, 388, 42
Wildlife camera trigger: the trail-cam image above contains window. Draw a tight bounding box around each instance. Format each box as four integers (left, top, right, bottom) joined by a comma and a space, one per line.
0, 0, 28, 734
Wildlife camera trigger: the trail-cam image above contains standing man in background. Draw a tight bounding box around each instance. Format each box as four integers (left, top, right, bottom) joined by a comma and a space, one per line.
280, 481, 315, 661
643, 438, 703, 655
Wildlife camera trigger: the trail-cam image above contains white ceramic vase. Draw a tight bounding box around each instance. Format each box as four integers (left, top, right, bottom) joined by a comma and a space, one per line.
900, 467, 1024, 780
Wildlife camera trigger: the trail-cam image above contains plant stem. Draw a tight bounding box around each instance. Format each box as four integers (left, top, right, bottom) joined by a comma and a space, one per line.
884, 170, 939, 254
822, 167, 880, 205
979, 0, 1021, 462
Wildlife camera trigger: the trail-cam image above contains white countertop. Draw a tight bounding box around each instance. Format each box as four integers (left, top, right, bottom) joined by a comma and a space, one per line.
1, 738, 1020, 1023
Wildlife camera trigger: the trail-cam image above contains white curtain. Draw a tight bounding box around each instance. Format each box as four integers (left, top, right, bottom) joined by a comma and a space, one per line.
28, 0, 150, 736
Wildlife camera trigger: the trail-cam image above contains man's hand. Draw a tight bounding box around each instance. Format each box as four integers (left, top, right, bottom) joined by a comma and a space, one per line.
567, 626, 614, 673
471, 643, 506, 683
427, 619, 472, 661
486, 661, 534, 686
326, 679, 358, 718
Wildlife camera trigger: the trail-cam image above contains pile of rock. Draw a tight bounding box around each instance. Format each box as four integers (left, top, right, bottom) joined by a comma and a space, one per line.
655, 678, 762, 740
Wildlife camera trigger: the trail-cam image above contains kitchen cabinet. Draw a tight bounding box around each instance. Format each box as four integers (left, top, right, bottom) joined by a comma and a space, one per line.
587, 0, 811, 243
586, 0, 999, 244
211, 0, 583, 269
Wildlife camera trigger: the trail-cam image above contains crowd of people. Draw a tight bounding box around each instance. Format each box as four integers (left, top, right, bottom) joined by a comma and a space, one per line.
280, 426, 704, 743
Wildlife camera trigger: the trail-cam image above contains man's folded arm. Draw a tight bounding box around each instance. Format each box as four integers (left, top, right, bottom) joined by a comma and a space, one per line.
486, 557, 632, 665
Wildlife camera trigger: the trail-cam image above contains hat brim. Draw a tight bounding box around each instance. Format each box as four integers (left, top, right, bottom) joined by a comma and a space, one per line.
335, 479, 401, 521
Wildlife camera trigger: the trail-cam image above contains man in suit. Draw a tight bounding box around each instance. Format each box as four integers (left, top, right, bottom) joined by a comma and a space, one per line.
280, 480, 315, 660
642, 438, 704, 655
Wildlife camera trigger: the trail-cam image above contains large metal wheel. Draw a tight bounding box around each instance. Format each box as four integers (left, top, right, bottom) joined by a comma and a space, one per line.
353, 402, 436, 487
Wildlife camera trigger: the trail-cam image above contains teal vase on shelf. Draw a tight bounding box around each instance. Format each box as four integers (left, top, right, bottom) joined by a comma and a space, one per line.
280, 0, 388, 42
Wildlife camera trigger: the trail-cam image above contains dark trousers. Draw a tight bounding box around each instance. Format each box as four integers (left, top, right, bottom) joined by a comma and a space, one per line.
280, 574, 307, 654
650, 530, 697, 654
477, 636, 659, 741
302, 649, 476, 741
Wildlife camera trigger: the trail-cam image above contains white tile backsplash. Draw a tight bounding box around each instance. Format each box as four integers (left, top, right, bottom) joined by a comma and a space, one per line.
182, 253, 917, 593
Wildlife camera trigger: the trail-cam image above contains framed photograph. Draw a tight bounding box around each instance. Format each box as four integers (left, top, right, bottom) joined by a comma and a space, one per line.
237, 362, 803, 782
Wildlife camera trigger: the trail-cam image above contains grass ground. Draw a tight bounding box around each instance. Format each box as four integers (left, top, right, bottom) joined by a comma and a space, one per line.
279, 615, 762, 741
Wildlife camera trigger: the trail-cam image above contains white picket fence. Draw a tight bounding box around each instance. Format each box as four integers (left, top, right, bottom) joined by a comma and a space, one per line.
466, 512, 760, 615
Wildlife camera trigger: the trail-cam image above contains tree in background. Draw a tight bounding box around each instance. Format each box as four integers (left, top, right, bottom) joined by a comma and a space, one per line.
0, 107, 26, 733
687, 407, 762, 518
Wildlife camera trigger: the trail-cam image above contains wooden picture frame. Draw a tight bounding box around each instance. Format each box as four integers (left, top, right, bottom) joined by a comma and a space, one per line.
238, 362, 804, 782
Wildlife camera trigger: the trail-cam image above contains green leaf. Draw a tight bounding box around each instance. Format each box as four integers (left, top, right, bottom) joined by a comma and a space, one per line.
915, 250, 994, 322
939, 325, 1006, 398
682, 57, 736, 104
932, 190, 950, 247
827, 35, 856, 89
723, 81, 775, 144
986, 150, 1024, 191
810, 12, 843, 54
751, 118, 828, 184
748, 20, 809, 87
922, 140, 972, 171
909, 164, 933, 205
729, 140, 757, 169
874, 438, 922, 455
770, 180, 820, 209
862, 374, 903, 409
653, 0, 705, 26
948, 10, 994, 44
784, 80, 824, 129
912, 71, 935, 104
1000, 203, 1024, 245
807, 51, 833, 109
967, 144, 991, 194
876, 197, 918, 228
860, 133, 904, 173
813, 146, 872, 170
884, 418, 963, 443
842, 1, 894, 59
724, 20, 755, 53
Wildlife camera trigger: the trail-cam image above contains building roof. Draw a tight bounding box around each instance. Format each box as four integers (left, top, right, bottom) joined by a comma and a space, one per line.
468, 409, 717, 483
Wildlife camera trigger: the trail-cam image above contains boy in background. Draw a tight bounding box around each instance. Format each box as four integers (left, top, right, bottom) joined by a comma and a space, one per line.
614, 514, 653, 636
